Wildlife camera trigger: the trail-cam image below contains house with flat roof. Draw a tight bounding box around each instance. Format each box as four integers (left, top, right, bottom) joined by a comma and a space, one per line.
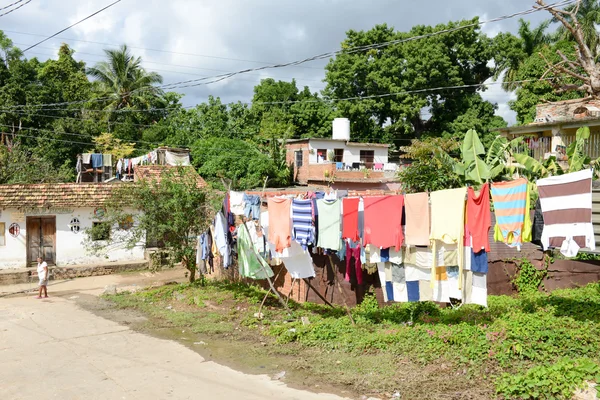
285, 118, 400, 191
498, 97, 600, 163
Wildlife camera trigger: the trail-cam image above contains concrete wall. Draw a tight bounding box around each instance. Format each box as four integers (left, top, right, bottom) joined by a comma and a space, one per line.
306, 140, 388, 164
0, 207, 145, 269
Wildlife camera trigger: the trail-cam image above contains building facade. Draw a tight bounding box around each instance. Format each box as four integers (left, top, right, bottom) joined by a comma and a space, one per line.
0, 183, 144, 269
498, 98, 600, 163
285, 138, 399, 190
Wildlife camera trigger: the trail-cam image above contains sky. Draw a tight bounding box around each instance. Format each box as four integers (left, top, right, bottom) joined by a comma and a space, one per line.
0, 0, 558, 126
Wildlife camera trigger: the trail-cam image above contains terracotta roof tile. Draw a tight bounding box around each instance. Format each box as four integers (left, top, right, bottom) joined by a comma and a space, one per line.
0, 183, 120, 209
134, 165, 207, 188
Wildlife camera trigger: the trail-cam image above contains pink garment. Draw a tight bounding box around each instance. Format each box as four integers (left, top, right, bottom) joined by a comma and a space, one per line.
363, 195, 404, 251
345, 242, 363, 284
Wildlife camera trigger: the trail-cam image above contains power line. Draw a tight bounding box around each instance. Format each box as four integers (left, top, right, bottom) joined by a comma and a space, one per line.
4, 0, 575, 111
0, 0, 27, 11
22, 0, 123, 53
0, 77, 557, 115
0, 0, 30, 18
4, 29, 323, 70
21, 47, 327, 87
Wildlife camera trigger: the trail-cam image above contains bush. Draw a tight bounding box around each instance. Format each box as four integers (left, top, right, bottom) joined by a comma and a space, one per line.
496, 357, 600, 399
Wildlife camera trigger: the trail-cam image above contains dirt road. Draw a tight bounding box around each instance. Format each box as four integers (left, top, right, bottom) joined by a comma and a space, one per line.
0, 271, 347, 400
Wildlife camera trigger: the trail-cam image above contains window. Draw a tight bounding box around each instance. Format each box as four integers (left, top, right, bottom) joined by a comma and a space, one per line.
360, 150, 375, 164
334, 149, 344, 162
0, 222, 4, 246
92, 222, 111, 241
295, 150, 303, 167
69, 218, 80, 233
316, 149, 327, 163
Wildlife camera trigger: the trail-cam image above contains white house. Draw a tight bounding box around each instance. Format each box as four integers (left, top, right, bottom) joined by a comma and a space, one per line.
0, 183, 145, 270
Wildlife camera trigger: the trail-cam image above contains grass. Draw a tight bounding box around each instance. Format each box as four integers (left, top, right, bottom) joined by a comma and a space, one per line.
105, 280, 600, 399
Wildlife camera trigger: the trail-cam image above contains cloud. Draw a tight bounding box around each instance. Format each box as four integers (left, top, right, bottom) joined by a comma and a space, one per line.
1, 0, 556, 123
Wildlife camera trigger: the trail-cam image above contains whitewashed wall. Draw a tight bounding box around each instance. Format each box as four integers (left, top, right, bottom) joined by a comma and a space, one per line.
0, 207, 145, 270
306, 140, 389, 164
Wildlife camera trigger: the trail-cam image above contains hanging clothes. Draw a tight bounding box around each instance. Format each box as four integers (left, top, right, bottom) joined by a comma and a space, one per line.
91, 153, 103, 168
363, 195, 404, 251
358, 197, 365, 241
537, 169, 595, 256
316, 199, 342, 251
291, 199, 314, 250
345, 241, 362, 285
466, 183, 491, 253
404, 193, 430, 246
429, 187, 466, 288
214, 212, 231, 268
342, 198, 360, 242
267, 197, 292, 253
229, 191, 245, 216
279, 241, 316, 279
165, 150, 191, 166
531, 199, 544, 247
102, 154, 112, 168
243, 194, 261, 220
237, 223, 274, 279
491, 178, 529, 249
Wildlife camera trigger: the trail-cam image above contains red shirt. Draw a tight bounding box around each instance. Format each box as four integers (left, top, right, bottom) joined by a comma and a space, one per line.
342, 198, 360, 241
467, 184, 491, 252
363, 195, 404, 251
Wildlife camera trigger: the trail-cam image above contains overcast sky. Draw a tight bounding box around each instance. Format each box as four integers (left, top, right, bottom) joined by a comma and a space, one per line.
1, 0, 558, 125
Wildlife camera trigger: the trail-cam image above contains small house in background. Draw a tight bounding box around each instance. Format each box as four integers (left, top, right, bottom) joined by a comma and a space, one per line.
498, 98, 600, 165
285, 118, 400, 191
0, 183, 144, 269
77, 146, 191, 183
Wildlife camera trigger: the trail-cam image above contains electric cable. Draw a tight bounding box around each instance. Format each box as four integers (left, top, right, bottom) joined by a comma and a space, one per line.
0, 0, 30, 18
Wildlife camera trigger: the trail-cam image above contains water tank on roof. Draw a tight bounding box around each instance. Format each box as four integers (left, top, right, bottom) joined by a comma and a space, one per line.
332, 118, 350, 141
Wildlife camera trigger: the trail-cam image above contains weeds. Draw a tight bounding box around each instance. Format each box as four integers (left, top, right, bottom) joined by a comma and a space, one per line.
104, 280, 600, 399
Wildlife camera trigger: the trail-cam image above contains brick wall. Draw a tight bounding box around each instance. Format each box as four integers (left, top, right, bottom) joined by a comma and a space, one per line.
536, 99, 600, 121
285, 143, 309, 184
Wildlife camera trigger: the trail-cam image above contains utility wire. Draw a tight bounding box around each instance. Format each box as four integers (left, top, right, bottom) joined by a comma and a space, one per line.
0, 0, 27, 11
4, 0, 575, 110
0, 0, 30, 18
22, 0, 122, 53
0, 77, 559, 115
4, 29, 323, 70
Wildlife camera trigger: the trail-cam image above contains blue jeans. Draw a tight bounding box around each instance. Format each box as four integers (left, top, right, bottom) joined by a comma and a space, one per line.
243, 194, 261, 220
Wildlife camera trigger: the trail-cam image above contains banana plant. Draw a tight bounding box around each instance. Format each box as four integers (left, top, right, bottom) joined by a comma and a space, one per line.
566, 126, 591, 173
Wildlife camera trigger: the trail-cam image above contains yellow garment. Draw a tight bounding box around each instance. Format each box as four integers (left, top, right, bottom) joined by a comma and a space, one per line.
429, 187, 467, 289
493, 182, 532, 243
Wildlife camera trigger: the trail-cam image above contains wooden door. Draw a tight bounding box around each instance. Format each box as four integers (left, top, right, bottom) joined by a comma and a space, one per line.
26, 216, 56, 266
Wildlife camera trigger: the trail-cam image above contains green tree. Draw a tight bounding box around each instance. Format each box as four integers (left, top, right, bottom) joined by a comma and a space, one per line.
191, 137, 290, 190
553, 0, 600, 59
0, 144, 73, 184
87, 45, 164, 112
494, 19, 552, 91
324, 20, 506, 146
509, 40, 584, 124
87, 167, 218, 283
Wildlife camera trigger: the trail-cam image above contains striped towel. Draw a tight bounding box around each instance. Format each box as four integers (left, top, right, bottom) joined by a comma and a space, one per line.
291, 199, 314, 249
491, 178, 528, 248
537, 169, 595, 256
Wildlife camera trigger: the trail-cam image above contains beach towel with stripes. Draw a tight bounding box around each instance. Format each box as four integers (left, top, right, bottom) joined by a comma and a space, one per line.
537, 169, 595, 257
491, 178, 529, 249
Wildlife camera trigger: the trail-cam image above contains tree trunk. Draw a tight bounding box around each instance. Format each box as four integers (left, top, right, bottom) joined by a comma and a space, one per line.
182, 256, 196, 283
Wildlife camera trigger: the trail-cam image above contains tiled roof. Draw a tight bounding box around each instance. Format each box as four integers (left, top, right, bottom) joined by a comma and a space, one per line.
134, 165, 208, 187
0, 183, 120, 209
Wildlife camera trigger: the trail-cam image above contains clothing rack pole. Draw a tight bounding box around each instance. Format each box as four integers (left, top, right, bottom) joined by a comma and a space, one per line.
303, 277, 334, 307
241, 217, 292, 313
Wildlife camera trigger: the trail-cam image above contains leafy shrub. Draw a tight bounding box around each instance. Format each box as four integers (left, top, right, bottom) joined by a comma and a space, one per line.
496, 357, 600, 399
511, 258, 547, 294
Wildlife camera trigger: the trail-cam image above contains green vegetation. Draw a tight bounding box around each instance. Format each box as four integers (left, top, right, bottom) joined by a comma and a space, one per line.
106, 280, 600, 399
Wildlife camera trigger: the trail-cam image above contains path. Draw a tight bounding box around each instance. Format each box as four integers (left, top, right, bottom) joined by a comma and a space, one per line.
0, 270, 348, 400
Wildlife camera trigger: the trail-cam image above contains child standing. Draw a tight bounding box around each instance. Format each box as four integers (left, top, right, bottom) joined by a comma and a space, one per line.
36, 257, 48, 299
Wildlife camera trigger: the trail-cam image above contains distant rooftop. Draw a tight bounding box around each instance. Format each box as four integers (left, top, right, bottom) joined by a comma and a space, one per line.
286, 138, 390, 148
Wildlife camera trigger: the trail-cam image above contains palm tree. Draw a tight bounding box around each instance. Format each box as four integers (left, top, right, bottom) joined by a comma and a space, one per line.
87, 45, 164, 111
501, 19, 552, 91
553, 0, 600, 59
